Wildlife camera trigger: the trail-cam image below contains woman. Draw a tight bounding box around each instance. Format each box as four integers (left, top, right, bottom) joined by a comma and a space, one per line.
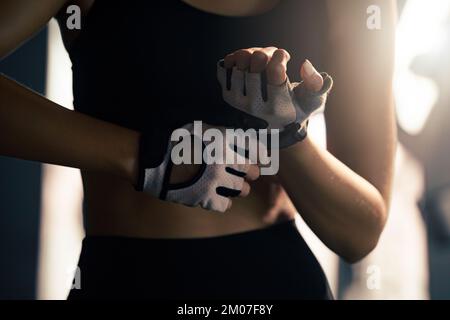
0, 0, 397, 299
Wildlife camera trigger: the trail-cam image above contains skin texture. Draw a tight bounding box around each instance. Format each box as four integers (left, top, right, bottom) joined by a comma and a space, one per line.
0, 0, 396, 262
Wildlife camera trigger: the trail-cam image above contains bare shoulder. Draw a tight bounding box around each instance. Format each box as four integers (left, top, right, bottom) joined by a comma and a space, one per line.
0, 0, 70, 58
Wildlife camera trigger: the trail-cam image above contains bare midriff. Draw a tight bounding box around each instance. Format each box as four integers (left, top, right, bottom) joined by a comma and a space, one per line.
82, 171, 295, 238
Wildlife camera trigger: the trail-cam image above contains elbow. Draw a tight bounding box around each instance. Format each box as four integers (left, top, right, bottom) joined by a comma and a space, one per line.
341, 237, 380, 265
341, 198, 388, 264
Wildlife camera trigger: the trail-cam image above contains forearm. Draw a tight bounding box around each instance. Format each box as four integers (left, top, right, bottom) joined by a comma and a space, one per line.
0, 74, 140, 184
278, 137, 386, 263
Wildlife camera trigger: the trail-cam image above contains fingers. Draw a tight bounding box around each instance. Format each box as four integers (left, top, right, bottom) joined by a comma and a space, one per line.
224, 47, 260, 69
227, 199, 233, 210
245, 164, 260, 182
239, 181, 251, 197
225, 49, 326, 91
234, 49, 253, 71
238, 164, 259, 198
223, 47, 289, 86
266, 49, 290, 85
249, 47, 278, 73
299, 59, 324, 93
223, 164, 258, 200
224, 47, 278, 73
223, 49, 324, 92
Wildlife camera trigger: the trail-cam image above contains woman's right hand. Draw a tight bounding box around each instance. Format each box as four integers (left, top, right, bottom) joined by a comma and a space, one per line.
169, 164, 259, 212
138, 123, 260, 212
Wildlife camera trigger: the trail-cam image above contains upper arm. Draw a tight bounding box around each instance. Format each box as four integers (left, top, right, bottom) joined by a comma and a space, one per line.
324, 0, 397, 205
0, 0, 67, 59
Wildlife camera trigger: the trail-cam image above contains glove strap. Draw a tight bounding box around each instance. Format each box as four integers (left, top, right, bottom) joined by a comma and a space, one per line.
135, 132, 173, 196
279, 120, 309, 149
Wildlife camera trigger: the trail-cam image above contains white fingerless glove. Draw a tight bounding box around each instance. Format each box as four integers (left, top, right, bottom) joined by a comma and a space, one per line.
217, 60, 333, 148
136, 123, 250, 213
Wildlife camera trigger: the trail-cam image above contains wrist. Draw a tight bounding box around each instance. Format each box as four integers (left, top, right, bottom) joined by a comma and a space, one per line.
279, 134, 313, 167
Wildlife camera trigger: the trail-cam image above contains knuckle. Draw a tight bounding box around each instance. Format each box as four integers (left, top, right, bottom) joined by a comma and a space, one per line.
224, 53, 234, 61
235, 49, 253, 58
224, 53, 235, 67
235, 50, 252, 70
274, 48, 291, 61
252, 50, 270, 64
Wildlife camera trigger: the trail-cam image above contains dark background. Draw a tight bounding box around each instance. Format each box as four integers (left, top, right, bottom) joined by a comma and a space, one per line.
0, 29, 47, 299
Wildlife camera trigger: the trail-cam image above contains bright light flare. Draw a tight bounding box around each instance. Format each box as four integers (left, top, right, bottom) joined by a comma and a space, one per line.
395, 0, 450, 135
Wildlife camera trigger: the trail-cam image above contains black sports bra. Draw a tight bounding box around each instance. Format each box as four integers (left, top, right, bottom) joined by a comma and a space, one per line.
68, 0, 327, 158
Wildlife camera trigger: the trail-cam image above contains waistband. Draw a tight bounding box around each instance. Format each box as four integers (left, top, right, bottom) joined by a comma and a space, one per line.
82, 219, 298, 246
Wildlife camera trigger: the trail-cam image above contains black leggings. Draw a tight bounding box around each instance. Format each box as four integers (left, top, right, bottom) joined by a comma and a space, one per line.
68, 220, 333, 300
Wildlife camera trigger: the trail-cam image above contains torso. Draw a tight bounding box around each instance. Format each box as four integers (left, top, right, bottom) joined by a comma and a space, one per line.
57, 0, 325, 238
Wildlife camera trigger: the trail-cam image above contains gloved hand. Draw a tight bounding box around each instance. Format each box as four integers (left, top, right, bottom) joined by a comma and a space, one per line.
217, 59, 333, 148
136, 122, 258, 213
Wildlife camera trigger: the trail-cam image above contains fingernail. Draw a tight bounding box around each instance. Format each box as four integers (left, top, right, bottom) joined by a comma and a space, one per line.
302, 60, 323, 92
303, 59, 317, 77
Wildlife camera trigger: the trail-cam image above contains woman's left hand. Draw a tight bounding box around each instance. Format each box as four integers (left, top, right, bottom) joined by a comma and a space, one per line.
222, 46, 325, 98
219, 47, 332, 149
